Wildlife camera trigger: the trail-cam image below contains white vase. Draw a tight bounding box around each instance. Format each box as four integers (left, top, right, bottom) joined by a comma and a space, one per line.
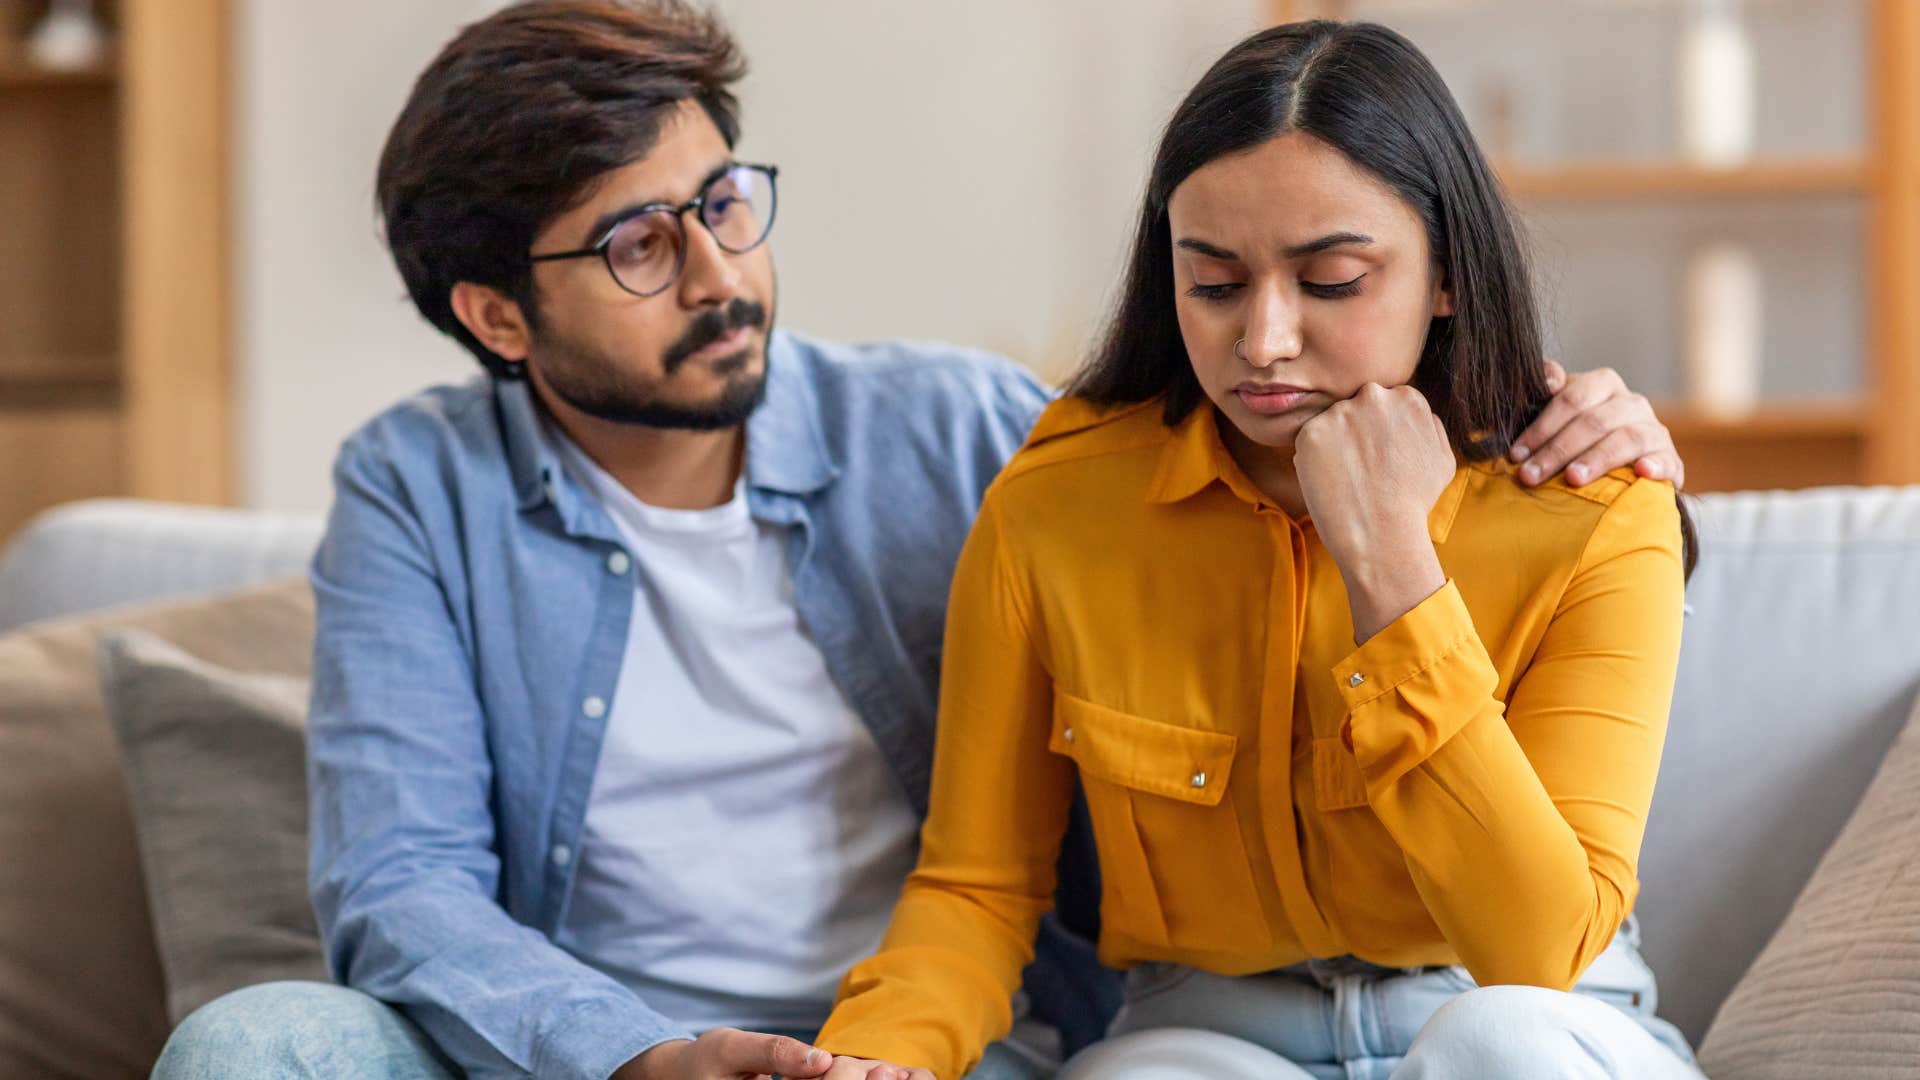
27, 0, 109, 72
1684, 243, 1764, 419
1676, 0, 1756, 166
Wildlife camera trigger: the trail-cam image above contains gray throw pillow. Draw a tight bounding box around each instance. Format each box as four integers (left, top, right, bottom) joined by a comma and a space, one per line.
97, 630, 328, 1024
1696, 686, 1920, 1077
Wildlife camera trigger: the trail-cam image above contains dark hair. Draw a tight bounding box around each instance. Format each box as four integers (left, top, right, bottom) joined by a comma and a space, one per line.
376, 0, 746, 378
1067, 20, 1697, 578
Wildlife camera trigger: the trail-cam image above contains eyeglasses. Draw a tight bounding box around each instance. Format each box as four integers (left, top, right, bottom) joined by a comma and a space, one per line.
528, 162, 779, 298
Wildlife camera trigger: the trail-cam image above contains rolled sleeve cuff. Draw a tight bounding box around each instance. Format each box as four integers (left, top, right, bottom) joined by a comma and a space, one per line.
535, 995, 695, 1080
1331, 579, 1498, 772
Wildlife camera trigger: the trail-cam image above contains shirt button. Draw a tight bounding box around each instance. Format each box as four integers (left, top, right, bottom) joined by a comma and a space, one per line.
1063, 727, 1075, 743
607, 550, 631, 575
1349, 672, 1366, 688
581, 696, 607, 719
550, 844, 572, 868
1190, 771, 1207, 788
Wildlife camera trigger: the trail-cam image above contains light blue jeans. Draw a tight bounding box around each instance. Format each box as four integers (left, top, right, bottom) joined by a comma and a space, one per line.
1060, 920, 1701, 1080
151, 980, 1050, 1080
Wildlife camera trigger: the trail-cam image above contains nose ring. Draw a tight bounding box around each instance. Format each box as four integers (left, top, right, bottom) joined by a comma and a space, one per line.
1233, 338, 1249, 362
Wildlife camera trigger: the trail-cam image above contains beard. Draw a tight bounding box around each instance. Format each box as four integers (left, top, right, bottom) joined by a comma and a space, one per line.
531, 296, 772, 431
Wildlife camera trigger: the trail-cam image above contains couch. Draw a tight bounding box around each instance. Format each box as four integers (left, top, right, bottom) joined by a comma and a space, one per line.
1, 486, 1917, 1076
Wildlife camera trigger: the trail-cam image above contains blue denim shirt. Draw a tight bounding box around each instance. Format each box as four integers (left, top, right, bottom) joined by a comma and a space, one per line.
307, 331, 1091, 1080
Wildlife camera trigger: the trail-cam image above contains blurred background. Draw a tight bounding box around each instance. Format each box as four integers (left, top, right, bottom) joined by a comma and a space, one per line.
2, 0, 1916, 543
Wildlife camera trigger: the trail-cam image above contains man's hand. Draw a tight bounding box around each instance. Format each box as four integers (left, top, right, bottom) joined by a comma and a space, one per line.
613, 1029, 832, 1080
817, 1055, 936, 1080
1512, 361, 1685, 490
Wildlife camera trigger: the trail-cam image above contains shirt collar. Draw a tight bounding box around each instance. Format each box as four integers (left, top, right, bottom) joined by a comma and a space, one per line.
745, 330, 842, 497
1145, 401, 1471, 544
498, 329, 840, 521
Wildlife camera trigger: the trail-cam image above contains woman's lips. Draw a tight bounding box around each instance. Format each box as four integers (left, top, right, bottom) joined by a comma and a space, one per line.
1234, 385, 1312, 415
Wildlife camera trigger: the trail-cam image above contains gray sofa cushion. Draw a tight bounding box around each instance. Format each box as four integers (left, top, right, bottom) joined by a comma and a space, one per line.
1645, 486, 1920, 1042
0, 499, 322, 633
98, 630, 328, 1025
1694, 684, 1920, 1077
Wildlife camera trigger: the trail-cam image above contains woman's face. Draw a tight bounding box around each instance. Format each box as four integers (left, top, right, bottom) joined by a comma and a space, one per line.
1167, 131, 1452, 454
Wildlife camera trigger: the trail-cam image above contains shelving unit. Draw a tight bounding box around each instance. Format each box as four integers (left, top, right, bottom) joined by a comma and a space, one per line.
0, 0, 231, 545
1271, 0, 1920, 492
1500, 158, 1867, 200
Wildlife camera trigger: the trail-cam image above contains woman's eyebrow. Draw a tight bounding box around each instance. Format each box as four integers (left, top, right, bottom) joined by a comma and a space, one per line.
1282, 231, 1375, 258
1174, 231, 1377, 262
1174, 237, 1239, 260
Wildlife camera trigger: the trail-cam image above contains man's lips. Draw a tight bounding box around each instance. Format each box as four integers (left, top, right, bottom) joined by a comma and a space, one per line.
683, 324, 752, 364
1234, 382, 1313, 415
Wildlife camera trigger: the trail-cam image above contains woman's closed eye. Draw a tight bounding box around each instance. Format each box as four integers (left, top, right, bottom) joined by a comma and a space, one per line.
1302, 273, 1366, 299
1184, 274, 1368, 302
1186, 282, 1241, 300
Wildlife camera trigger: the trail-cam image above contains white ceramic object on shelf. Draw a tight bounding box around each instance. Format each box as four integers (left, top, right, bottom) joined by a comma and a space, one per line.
1684, 243, 1764, 419
1676, 0, 1756, 166
26, 0, 109, 72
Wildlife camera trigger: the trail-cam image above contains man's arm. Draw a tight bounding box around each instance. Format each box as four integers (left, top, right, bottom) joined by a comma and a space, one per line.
308, 440, 692, 1080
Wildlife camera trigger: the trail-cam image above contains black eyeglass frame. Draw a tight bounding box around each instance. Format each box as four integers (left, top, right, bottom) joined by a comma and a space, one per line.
526, 162, 780, 298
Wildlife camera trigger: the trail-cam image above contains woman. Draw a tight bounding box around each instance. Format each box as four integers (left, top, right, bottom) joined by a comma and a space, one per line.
814, 20, 1700, 1080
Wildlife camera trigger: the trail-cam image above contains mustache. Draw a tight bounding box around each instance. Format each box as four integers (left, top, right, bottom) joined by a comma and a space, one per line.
662, 298, 768, 374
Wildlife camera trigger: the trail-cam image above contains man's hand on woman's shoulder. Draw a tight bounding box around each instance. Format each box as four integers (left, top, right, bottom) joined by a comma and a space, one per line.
1512, 361, 1686, 490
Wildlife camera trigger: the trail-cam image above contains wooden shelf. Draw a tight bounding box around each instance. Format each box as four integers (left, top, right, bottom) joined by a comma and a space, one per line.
0, 354, 119, 389
1500, 159, 1869, 200
1651, 401, 1868, 441
0, 59, 116, 89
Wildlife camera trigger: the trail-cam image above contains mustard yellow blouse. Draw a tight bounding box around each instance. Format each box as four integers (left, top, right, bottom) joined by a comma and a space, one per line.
816, 395, 1687, 1078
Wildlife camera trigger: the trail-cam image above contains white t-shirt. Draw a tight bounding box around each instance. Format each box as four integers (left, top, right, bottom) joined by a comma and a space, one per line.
546, 428, 922, 1033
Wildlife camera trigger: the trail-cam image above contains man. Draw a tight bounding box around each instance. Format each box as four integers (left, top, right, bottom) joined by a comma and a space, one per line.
153, 3, 1686, 1079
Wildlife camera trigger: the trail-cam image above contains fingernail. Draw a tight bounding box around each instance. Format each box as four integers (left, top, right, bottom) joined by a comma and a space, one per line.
1568, 464, 1587, 484
806, 1049, 829, 1069
1510, 443, 1530, 462
1520, 463, 1540, 484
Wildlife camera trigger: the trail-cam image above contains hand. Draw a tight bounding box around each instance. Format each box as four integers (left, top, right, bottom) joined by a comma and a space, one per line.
1511, 360, 1685, 490
818, 1055, 936, 1080
613, 1029, 832, 1080
1293, 383, 1454, 642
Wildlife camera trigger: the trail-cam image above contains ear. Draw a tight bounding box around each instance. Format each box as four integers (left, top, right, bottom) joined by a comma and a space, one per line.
450, 282, 535, 362
1430, 276, 1455, 318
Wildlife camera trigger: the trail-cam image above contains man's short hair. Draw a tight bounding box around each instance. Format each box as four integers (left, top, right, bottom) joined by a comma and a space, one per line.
377, 0, 746, 376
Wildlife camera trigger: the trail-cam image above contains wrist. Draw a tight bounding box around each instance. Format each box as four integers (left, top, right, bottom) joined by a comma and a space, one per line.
616, 1039, 691, 1080
1340, 532, 1445, 644
1329, 514, 1432, 583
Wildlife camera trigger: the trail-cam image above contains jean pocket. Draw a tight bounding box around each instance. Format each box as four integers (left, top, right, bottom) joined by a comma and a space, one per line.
1572, 925, 1660, 1015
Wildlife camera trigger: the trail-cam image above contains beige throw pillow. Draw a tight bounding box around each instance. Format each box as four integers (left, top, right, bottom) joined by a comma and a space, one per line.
99, 630, 329, 1025
1697, 687, 1920, 1077
0, 579, 313, 1080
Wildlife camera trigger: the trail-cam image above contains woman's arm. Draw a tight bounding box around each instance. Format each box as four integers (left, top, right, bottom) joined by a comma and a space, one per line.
814, 497, 1078, 1077
1294, 384, 1685, 988
1333, 475, 1686, 988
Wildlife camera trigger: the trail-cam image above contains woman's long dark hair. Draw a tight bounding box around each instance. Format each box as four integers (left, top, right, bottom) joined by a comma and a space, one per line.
1067, 20, 1697, 578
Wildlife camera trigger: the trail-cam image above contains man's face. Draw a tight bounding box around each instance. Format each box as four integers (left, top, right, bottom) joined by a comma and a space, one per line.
521, 99, 777, 430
